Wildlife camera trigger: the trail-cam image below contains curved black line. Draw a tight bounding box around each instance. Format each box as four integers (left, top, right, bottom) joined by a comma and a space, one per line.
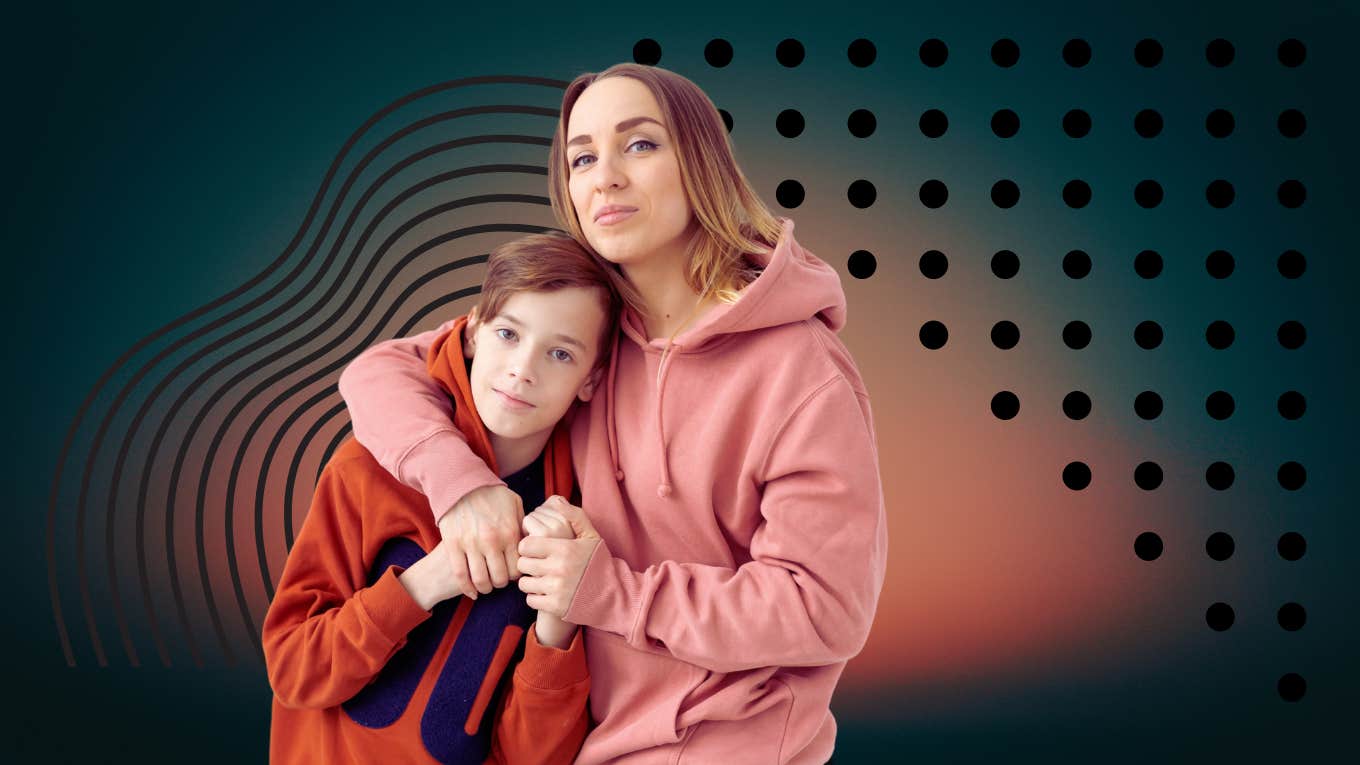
55, 77, 564, 667
315, 423, 354, 490
279, 399, 349, 556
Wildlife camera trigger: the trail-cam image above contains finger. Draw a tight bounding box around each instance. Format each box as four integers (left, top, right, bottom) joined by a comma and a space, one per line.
485, 547, 509, 589
504, 547, 521, 581
517, 556, 544, 578
518, 575, 545, 595
522, 513, 547, 538
525, 594, 547, 612
466, 551, 493, 595
444, 545, 476, 601
518, 535, 554, 558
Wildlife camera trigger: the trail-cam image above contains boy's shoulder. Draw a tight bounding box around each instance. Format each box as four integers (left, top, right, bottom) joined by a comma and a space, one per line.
322, 437, 430, 510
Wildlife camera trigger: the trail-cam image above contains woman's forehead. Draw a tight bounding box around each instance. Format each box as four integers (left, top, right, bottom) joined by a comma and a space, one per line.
568, 77, 665, 136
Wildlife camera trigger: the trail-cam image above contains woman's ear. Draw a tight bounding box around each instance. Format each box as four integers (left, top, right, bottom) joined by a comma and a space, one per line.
463, 307, 479, 359
577, 366, 604, 402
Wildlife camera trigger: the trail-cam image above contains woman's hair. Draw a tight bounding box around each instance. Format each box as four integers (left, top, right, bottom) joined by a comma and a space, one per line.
547, 63, 785, 312
474, 232, 622, 370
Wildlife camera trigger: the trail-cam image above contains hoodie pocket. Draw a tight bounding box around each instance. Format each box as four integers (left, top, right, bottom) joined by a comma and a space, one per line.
584, 630, 709, 750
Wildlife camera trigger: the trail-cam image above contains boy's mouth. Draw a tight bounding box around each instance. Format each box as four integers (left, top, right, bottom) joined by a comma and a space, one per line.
493, 388, 535, 410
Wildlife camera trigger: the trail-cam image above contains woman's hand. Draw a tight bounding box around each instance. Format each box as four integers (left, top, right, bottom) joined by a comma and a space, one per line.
522, 500, 588, 647
436, 484, 525, 600
517, 497, 601, 620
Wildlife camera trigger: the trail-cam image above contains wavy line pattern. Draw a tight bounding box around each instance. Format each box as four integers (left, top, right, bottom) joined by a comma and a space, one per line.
45, 75, 570, 667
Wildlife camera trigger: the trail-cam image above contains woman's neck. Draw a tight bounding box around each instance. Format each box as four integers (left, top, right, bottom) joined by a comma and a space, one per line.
622, 242, 715, 341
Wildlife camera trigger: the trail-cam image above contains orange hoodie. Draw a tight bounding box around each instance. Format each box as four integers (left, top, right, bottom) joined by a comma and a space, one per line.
263, 315, 589, 765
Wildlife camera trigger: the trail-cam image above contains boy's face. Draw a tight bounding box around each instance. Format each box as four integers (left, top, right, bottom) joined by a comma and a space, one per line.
466, 286, 607, 443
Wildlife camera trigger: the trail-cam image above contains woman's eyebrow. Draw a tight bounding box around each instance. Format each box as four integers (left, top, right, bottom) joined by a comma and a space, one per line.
567, 116, 666, 147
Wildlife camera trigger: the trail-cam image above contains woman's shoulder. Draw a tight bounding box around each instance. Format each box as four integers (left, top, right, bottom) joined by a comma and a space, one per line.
718, 318, 868, 398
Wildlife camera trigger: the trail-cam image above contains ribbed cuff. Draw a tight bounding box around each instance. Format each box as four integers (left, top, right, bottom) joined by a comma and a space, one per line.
562, 540, 642, 641
356, 566, 433, 645
400, 429, 505, 522
514, 624, 589, 690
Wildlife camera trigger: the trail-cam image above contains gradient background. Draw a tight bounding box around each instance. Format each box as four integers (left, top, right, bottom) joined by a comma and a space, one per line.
6, 0, 1356, 761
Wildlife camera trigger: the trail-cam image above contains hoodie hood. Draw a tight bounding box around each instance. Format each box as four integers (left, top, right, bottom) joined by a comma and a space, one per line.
604, 218, 848, 498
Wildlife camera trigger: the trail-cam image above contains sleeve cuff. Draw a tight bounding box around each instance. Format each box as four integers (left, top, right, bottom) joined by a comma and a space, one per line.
399, 429, 505, 521
355, 566, 432, 645
513, 624, 589, 690
562, 540, 642, 641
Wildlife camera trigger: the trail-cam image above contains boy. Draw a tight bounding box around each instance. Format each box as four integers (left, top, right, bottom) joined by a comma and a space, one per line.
262, 232, 617, 764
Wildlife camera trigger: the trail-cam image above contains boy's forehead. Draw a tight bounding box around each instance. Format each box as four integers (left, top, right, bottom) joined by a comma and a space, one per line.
494, 288, 607, 335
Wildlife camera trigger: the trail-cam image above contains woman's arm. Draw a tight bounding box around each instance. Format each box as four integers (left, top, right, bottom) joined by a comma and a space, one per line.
563, 375, 888, 674
262, 459, 433, 709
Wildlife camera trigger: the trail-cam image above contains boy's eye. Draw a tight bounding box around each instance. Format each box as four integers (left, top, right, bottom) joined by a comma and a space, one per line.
551, 349, 574, 363
495, 328, 517, 342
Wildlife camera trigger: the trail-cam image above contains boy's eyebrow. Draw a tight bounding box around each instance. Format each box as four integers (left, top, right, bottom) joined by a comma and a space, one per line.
498, 313, 589, 351
567, 116, 666, 147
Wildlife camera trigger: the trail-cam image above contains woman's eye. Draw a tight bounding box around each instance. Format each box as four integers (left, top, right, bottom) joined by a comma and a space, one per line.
627, 139, 657, 152
570, 153, 595, 169
551, 349, 574, 363
495, 328, 517, 341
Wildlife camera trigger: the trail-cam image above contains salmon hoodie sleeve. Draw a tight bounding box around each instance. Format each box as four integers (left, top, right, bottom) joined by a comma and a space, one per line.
337, 317, 503, 522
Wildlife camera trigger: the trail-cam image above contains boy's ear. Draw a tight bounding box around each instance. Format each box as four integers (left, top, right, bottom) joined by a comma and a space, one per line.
462, 307, 479, 359
577, 366, 604, 402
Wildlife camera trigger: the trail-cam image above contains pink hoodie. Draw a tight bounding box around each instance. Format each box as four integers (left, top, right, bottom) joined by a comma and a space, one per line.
338, 219, 887, 764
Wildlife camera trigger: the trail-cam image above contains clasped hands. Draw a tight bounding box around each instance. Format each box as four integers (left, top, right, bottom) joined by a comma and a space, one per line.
435, 485, 600, 619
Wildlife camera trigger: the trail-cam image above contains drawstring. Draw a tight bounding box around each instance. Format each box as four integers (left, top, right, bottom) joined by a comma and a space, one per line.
653, 339, 679, 499
606, 328, 623, 482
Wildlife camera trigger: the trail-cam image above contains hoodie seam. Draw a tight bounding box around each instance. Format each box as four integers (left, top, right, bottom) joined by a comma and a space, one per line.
393, 426, 464, 482
754, 374, 846, 481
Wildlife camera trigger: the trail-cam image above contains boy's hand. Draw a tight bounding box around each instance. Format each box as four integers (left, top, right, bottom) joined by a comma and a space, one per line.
517, 497, 602, 619
398, 541, 460, 611
437, 485, 525, 600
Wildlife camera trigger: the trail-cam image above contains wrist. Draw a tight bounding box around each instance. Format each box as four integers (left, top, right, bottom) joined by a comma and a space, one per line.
397, 557, 442, 611
534, 612, 576, 649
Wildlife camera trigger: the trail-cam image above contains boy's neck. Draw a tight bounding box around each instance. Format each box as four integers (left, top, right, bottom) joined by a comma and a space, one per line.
489, 431, 550, 477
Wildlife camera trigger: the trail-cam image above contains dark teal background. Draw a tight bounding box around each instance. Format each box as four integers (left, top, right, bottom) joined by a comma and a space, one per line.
6, 0, 1356, 761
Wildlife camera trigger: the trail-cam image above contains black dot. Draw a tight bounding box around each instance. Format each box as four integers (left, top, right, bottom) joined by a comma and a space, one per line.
1206, 532, 1235, 561
1064, 461, 1092, 490
1063, 249, 1092, 279
1206, 461, 1235, 491
992, 321, 1020, 350
1206, 38, 1235, 67
1278, 109, 1306, 138
1134, 180, 1163, 208
1064, 109, 1092, 138
775, 179, 805, 209
847, 250, 876, 279
991, 249, 1019, 279
719, 109, 733, 133
1135, 391, 1163, 420
1134, 531, 1163, 561
1278, 180, 1306, 208
1278, 250, 1306, 279
1063, 321, 1092, 350
991, 109, 1020, 138
1278, 38, 1306, 67
920, 250, 948, 279
920, 321, 948, 350
991, 179, 1020, 209
1063, 180, 1092, 209
1135, 320, 1163, 350
991, 391, 1020, 420
919, 109, 948, 138
1135, 109, 1163, 138
1278, 461, 1306, 491
1063, 38, 1092, 67
1206, 320, 1235, 349
1135, 38, 1163, 67
920, 180, 949, 209
1206, 109, 1235, 138
848, 38, 876, 67
992, 38, 1020, 67
1278, 673, 1306, 702
1206, 249, 1235, 278
633, 38, 662, 65
776, 109, 805, 138
776, 38, 805, 67
1206, 390, 1235, 420
1277, 391, 1306, 420
1278, 532, 1306, 561
1206, 180, 1235, 208
848, 180, 877, 209
1063, 391, 1092, 420
1134, 249, 1163, 279
1135, 461, 1163, 490
1278, 602, 1306, 631
920, 38, 948, 67
1206, 602, 1235, 631
705, 38, 734, 67
848, 109, 877, 138
1278, 321, 1307, 350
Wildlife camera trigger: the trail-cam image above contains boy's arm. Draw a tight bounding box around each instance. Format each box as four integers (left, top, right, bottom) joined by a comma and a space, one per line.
487, 625, 591, 765
262, 459, 433, 709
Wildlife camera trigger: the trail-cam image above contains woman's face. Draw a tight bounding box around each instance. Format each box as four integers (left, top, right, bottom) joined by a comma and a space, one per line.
564, 77, 693, 270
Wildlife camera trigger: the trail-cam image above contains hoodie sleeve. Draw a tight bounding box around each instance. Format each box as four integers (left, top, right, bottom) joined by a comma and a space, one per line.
488, 625, 591, 765
262, 459, 434, 709
337, 319, 504, 522
564, 374, 888, 674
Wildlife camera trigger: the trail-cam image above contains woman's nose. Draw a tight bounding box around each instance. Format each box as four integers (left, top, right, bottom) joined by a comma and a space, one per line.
593, 152, 627, 192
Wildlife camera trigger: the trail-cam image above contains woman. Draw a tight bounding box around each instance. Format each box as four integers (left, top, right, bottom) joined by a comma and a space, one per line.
338, 63, 887, 764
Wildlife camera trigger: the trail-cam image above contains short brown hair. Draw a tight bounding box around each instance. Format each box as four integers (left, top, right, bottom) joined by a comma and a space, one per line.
474, 232, 620, 369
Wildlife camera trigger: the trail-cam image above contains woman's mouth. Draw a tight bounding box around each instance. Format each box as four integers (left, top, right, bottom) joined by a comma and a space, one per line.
595, 207, 638, 226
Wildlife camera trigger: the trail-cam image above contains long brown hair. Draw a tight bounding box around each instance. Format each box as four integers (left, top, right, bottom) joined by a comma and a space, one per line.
547, 63, 785, 313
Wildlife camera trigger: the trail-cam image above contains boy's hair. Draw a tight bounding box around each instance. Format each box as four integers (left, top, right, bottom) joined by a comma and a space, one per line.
474, 231, 621, 370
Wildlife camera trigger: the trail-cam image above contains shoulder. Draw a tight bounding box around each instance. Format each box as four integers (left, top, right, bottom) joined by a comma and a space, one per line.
320, 437, 428, 509
720, 319, 868, 399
